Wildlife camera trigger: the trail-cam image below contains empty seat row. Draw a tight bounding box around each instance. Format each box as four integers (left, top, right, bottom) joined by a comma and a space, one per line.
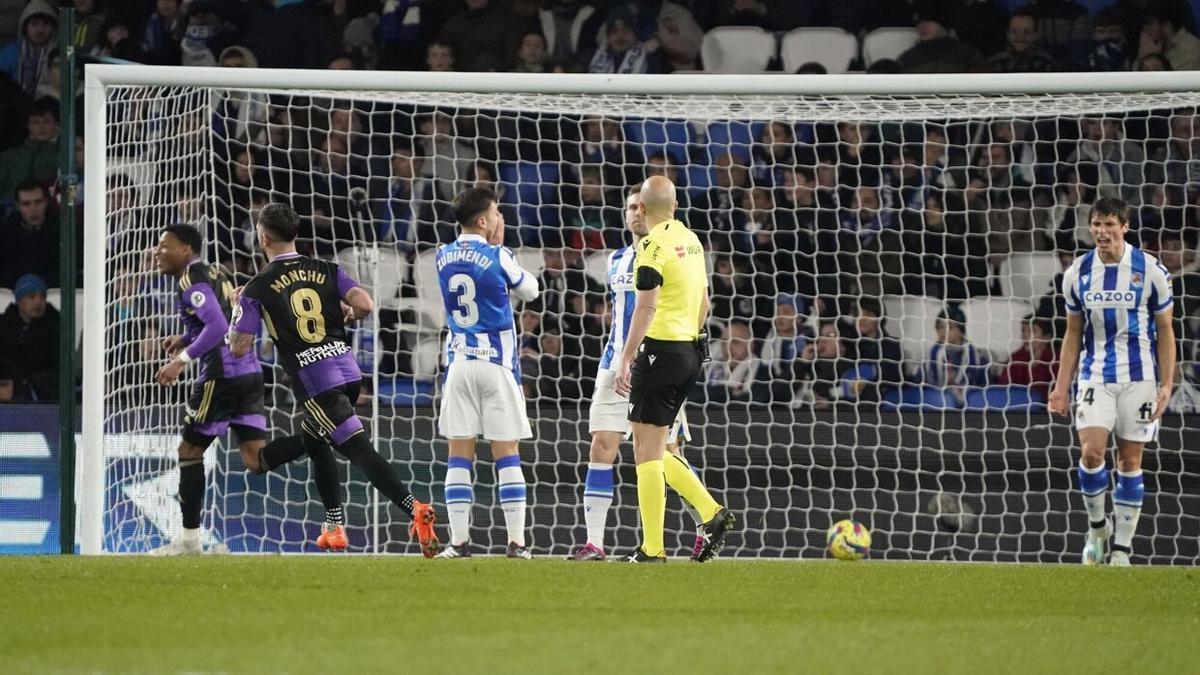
701, 26, 918, 74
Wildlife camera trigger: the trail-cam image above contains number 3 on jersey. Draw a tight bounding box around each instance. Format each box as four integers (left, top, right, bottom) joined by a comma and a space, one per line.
290, 288, 326, 343
448, 273, 479, 327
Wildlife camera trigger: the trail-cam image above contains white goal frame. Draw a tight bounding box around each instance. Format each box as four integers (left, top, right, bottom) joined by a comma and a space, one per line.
80, 65, 1200, 555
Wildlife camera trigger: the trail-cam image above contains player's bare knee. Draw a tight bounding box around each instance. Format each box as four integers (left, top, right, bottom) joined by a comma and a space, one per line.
1115, 441, 1145, 473
240, 440, 267, 474
588, 434, 620, 465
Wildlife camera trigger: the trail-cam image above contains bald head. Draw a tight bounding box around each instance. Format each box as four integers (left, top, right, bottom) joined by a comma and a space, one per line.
639, 175, 677, 222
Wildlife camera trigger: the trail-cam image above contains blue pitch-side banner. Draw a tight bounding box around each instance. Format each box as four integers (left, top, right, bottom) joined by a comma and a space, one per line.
0, 405, 66, 554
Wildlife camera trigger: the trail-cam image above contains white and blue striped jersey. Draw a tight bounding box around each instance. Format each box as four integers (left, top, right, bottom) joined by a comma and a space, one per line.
436, 234, 539, 382
598, 245, 637, 371
1062, 244, 1173, 384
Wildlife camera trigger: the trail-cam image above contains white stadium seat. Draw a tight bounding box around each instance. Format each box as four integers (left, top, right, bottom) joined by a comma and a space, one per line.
700, 27, 777, 74
780, 28, 859, 74
960, 297, 1034, 363
0, 288, 12, 312
335, 246, 409, 311
412, 249, 446, 332
515, 249, 546, 281
861, 27, 917, 67
882, 295, 944, 375
584, 251, 611, 286
999, 252, 1061, 301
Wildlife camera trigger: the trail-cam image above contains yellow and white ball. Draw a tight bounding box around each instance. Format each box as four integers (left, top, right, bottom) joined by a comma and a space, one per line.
826, 519, 871, 561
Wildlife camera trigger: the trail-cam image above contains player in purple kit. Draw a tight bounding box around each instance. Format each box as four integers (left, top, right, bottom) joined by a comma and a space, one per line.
228, 204, 440, 557
150, 224, 345, 554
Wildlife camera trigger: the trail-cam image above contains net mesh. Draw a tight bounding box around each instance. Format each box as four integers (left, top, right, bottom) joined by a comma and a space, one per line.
94, 82, 1200, 562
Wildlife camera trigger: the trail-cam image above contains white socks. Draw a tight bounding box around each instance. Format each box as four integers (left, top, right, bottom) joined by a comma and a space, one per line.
496, 455, 528, 548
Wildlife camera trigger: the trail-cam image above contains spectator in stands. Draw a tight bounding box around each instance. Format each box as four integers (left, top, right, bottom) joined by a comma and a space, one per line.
760, 295, 808, 384
533, 248, 599, 318
416, 111, 477, 204
1051, 164, 1097, 249
1086, 8, 1131, 71
0, 0, 56, 97
989, 10, 1058, 72
841, 297, 904, 403
73, 0, 106, 55
997, 316, 1058, 400
795, 317, 847, 409
0, 273, 58, 401
794, 62, 827, 74
0, 96, 58, 200
561, 164, 622, 249
1157, 228, 1200, 365
326, 50, 363, 70
0, 181, 58, 289
695, 150, 748, 241
837, 184, 895, 248
522, 325, 582, 401
539, 0, 602, 68
924, 305, 989, 403
954, 0, 1012, 59
440, 0, 530, 71
897, 3, 984, 73
613, 0, 704, 72
373, 143, 428, 252
773, 166, 826, 296
1035, 236, 1078, 344
867, 58, 902, 74
1138, 1, 1200, 71
1024, 0, 1092, 65
689, 0, 807, 32
426, 39, 456, 72
272, 0, 338, 70
180, 1, 234, 67
1068, 116, 1146, 207
0, 360, 14, 403
702, 320, 768, 404
214, 0, 277, 68
727, 186, 775, 255
341, 13, 380, 70
1147, 112, 1200, 211
750, 121, 797, 188
588, 7, 665, 74
513, 31, 549, 72
565, 116, 644, 189
710, 254, 768, 337
213, 47, 267, 144
143, 0, 186, 65
921, 125, 960, 191
95, 18, 145, 62
1136, 52, 1173, 70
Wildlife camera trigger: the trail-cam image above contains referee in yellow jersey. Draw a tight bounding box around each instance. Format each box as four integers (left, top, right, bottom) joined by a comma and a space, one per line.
614, 175, 735, 563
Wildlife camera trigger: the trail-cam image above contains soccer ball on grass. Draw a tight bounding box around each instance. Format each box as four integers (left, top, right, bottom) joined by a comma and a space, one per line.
826, 519, 871, 561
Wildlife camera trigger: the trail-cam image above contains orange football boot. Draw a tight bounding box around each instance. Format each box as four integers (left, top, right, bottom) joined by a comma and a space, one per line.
316, 525, 348, 551
409, 500, 440, 558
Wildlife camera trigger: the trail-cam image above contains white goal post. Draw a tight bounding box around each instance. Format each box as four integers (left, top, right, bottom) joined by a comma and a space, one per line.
81, 65, 1200, 560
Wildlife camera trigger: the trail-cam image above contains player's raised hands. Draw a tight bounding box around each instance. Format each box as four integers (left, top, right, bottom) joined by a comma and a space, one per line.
162, 335, 185, 357
155, 358, 186, 386
1047, 385, 1070, 417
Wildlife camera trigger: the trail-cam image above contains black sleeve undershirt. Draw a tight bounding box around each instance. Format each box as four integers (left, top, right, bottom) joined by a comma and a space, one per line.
635, 267, 664, 291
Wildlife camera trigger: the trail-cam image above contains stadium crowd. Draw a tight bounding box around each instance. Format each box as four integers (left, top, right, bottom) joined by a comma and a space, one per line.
2, 0, 1200, 409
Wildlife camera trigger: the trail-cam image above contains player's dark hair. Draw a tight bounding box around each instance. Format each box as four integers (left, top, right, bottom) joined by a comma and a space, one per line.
259, 203, 301, 242
1089, 197, 1131, 225
626, 181, 643, 198
162, 223, 203, 254
452, 187, 497, 229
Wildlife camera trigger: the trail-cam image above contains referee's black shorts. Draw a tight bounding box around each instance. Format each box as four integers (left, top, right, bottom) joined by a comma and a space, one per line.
627, 337, 701, 427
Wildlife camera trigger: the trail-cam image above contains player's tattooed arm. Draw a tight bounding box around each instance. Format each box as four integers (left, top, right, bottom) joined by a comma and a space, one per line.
343, 286, 374, 321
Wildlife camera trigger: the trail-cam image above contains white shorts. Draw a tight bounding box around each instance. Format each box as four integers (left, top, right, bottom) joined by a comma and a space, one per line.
588, 368, 690, 442
438, 360, 533, 441
1075, 380, 1159, 444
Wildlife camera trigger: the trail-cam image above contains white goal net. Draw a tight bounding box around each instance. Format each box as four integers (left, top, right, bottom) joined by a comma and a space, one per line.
81, 68, 1200, 563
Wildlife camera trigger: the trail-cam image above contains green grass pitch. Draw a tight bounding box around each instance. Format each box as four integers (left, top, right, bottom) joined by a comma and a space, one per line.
2, 556, 1197, 674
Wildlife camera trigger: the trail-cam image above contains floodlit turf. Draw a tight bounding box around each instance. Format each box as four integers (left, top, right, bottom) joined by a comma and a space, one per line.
1, 556, 1197, 674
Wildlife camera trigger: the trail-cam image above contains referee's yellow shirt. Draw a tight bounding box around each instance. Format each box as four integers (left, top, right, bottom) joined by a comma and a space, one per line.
635, 218, 708, 341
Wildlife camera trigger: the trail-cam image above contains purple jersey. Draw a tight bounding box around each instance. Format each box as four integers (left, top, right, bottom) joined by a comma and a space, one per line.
176, 260, 261, 382
232, 252, 362, 400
